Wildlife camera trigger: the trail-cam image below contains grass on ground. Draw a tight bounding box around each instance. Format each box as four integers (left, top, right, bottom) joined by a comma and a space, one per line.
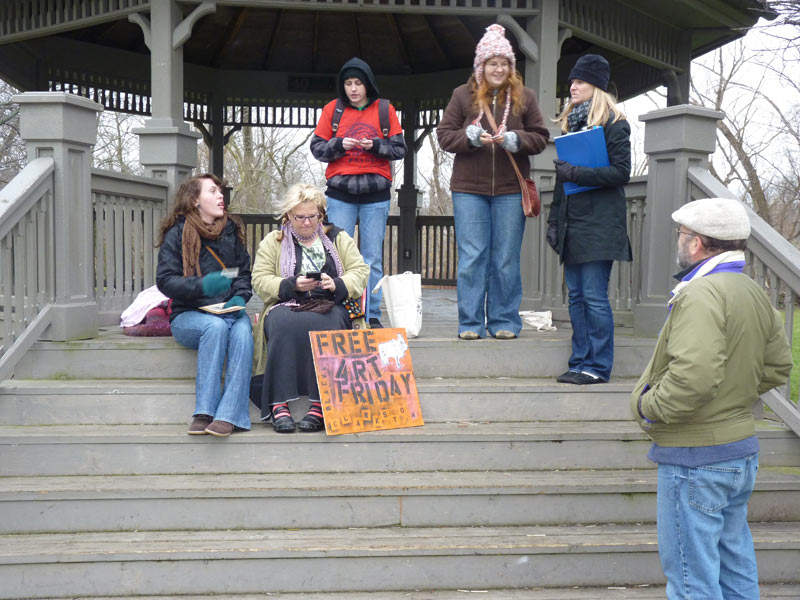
790, 310, 799, 403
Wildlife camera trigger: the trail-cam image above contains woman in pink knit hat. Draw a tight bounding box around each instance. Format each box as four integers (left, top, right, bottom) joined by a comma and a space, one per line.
437, 24, 549, 340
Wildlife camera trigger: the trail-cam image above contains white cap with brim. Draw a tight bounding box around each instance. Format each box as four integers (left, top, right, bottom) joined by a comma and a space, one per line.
671, 197, 751, 240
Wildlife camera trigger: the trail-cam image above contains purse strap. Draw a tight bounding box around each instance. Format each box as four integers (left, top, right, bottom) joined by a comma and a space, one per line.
480, 100, 529, 190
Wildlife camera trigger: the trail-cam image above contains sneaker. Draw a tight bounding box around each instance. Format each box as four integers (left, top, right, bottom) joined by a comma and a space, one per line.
188, 414, 213, 435
272, 415, 296, 433
205, 420, 234, 437
297, 413, 325, 432
494, 330, 517, 339
556, 370, 581, 384
574, 372, 605, 385
557, 371, 605, 385
369, 318, 384, 328
459, 331, 479, 340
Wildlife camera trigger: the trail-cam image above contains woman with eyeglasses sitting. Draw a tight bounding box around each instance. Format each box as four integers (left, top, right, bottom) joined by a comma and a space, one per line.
251, 183, 369, 433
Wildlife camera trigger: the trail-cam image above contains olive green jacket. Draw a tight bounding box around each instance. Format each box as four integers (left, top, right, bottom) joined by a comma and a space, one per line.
251, 227, 369, 376
631, 272, 793, 447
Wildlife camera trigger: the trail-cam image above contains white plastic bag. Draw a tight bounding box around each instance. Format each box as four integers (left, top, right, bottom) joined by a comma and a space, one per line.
372, 271, 422, 338
519, 310, 557, 331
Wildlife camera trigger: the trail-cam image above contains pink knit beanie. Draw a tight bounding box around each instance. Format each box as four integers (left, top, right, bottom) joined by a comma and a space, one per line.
473, 24, 516, 86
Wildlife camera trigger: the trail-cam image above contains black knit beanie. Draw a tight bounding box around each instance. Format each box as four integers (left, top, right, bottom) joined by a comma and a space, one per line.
341, 67, 368, 85
568, 54, 610, 91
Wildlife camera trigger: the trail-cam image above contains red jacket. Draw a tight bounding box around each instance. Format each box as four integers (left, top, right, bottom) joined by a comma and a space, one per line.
314, 99, 403, 182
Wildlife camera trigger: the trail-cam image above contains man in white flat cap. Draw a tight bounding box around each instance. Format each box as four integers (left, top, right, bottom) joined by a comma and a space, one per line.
631, 197, 792, 599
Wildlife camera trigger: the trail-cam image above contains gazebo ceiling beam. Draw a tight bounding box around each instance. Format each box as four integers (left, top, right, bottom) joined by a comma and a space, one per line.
312, 12, 319, 72
673, 0, 774, 29
497, 14, 539, 63
388, 14, 412, 70
212, 8, 248, 67
423, 15, 466, 71
208, 0, 538, 16
559, 0, 685, 72
352, 12, 362, 58
261, 8, 282, 70
561, 24, 686, 72
173, 1, 217, 49
0, 1, 151, 45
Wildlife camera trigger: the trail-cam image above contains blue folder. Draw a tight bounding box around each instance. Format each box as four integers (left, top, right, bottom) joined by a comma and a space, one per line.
554, 126, 609, 196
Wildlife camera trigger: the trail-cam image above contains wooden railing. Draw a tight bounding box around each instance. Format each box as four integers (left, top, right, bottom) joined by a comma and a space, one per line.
688, 167, 800, 434
236, 213, 458, 286
538, 176, 648, 325
91, 169, 169, 325
0, 157, 56, 380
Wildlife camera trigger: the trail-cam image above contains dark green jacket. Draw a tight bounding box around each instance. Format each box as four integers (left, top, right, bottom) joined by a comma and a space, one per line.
630, 272, 793, 447
548, 117, 633, 265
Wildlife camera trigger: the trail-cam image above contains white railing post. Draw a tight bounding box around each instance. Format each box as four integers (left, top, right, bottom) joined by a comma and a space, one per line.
14, 91, 103, 341
633, 105, 723, 337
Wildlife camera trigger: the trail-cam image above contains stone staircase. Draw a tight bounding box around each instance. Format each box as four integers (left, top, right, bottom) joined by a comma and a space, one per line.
1, 297, 799, 599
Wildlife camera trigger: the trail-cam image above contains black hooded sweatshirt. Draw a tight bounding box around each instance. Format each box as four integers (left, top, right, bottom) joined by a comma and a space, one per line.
310, 57, 406, 204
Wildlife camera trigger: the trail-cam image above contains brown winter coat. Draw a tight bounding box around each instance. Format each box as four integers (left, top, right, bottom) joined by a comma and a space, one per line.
436, 84, 549, 196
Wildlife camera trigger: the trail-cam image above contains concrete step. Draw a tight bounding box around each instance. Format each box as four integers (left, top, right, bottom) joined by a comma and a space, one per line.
3, 523, 799, 598
2, 421, 798, 476
24, 586, 800, 600
0, 377, 641, 425
11, 327, 656, 380
2, 468, 798, 534
26, 587, 800, 600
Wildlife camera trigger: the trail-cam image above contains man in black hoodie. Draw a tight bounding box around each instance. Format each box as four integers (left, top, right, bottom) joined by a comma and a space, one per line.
311, 57, 406, 328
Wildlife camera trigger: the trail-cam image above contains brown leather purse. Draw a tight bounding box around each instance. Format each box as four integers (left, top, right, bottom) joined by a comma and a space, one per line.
481, 101, 540, 217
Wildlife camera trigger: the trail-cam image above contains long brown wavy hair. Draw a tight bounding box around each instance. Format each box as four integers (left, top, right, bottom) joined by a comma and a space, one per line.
156, 173, 245, 246
469, 68, 526, 116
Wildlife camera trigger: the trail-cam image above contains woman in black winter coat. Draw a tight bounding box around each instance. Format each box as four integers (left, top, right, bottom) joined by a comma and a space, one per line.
156, 174, 253, 436
547, 54, 632, 385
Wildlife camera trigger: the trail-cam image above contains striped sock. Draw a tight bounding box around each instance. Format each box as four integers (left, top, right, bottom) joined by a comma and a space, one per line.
272, 403, 291, 420
306, 401, 323, 419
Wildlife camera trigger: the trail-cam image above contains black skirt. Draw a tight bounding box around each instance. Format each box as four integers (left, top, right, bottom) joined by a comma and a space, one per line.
260, 303, 351, 419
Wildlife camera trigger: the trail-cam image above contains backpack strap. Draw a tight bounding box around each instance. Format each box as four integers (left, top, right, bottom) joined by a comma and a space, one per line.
331, 98, 345, 134
378, 98, 390, 137
331, 97, 391, 137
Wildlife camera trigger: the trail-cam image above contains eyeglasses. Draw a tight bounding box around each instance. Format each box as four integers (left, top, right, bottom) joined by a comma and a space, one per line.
291, 213, 321, 223
676, 227, 696, 238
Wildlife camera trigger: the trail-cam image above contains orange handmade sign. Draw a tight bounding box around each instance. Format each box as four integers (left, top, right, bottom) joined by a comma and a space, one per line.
310, 328, 424, 435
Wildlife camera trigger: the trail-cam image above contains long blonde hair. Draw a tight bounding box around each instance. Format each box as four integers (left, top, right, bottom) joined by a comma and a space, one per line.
276, 183, 331, 241
555, 85, 626, 133
469, 68, 526, 117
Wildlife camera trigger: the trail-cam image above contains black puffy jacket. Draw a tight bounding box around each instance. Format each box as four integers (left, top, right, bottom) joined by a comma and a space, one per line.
548, 117, 633, 265
156, 218, 252, 321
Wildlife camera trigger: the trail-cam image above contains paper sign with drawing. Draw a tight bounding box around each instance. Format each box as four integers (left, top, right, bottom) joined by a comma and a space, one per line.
309, 328, 424, 435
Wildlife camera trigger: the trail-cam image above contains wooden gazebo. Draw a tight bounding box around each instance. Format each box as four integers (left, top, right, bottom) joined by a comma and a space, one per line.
0, 0, 775, 305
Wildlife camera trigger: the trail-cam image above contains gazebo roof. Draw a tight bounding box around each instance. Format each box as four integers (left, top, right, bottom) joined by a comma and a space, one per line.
0, 0, 774, 127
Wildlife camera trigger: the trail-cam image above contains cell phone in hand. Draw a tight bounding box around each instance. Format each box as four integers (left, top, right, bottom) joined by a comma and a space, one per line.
305, 271, 322, 280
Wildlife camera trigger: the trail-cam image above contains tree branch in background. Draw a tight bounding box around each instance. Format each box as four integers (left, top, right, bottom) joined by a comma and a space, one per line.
0, 81, 25, 187
418, 130, 453, 216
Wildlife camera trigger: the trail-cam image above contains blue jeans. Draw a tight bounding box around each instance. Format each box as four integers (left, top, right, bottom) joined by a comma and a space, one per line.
326, 197, 389, 322
563, 260, 614, 380
452, 192, 525, 337
170, 310, 253, 430
657, 455, 760, 600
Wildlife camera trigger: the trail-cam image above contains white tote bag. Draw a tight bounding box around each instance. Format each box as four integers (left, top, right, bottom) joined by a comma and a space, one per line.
372, 271, 422, 338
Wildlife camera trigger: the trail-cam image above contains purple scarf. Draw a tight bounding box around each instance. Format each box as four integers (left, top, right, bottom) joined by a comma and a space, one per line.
278, 222, 344, 279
